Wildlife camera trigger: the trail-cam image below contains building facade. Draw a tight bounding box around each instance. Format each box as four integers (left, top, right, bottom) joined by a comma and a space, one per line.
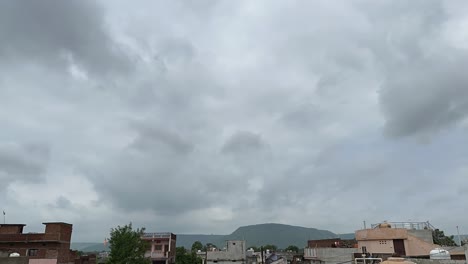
305, 239, 358, 264
206, 240, 246, 264
142, 232, 177, 264
355, 222, 437, 259
0, 222, 86, 264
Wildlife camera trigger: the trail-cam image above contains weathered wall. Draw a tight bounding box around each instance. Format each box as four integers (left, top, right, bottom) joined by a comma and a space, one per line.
407, 230, 433, 244
304, 248, 358, 264
407, 258, 465, 264
356, 229, 408, 241
207, 241, 246, 261
464, 245, 467, 261
405, 234, 437, 256
0, 257, 29, 264
358, 240, 394, 254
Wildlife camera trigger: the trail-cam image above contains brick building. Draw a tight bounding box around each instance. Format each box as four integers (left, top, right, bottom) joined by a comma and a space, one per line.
0, 222, 93, 264
142, 232, 177, 264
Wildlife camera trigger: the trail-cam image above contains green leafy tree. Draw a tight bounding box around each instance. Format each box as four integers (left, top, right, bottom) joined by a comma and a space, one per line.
191, 241, 203, 252
107, 223, 150, 264
203, 243, 217, 252
262, 244, 278, 251
249, 246, 260, 252
432, 229, 457, 246
176, 247, 202, 264
285, 245, 299, 253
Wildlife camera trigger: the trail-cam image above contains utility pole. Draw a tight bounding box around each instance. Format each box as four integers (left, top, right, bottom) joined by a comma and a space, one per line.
261, 246, 264, 264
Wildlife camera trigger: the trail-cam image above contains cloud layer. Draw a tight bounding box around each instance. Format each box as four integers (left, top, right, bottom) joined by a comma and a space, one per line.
1, 0, 468, 241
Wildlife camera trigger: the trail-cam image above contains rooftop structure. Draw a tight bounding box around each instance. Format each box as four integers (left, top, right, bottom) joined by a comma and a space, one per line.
0, 222, 90, 264
142, 232, 177, 264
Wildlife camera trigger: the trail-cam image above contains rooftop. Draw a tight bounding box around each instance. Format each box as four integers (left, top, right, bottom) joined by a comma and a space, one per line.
142, 232, 174, 238
371, 221, 434, 230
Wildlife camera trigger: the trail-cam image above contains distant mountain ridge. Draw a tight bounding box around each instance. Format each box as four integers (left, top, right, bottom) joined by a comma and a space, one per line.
72, 223, 354, 252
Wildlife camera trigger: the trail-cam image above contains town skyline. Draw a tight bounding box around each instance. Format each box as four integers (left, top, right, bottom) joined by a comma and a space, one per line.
1, 0, 468, 243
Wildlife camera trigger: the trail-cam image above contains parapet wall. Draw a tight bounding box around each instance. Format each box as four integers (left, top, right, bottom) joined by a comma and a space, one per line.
0, 257, 29, 264
407, 258, 465, 264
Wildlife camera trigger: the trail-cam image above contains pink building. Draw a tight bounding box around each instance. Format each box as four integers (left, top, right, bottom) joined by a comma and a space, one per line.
142, 232, 176, 264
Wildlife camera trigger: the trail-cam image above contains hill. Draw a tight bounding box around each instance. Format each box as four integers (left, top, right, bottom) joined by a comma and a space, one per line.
72, 223, 355, 252
176, 234, 225, 249
71, 242, 109, 252
177, 223, 354, 249
222, 223, 342, 248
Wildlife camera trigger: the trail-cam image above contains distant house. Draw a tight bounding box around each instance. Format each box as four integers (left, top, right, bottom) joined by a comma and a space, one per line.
142, 232, 177, 264
304, 238, 358, 264
206, 240, 246, 264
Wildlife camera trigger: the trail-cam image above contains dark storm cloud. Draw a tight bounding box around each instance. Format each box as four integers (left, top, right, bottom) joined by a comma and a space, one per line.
3, 0, 468, 239
0, 0, 129, 75
0, 142, 50, 187
88, 124, 210, 214
381, 60, 468, 137
362, 0, 468, 137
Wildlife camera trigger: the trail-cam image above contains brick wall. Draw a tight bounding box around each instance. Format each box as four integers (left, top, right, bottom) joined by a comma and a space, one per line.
0, 225, 25, 234
0, 223, 75, 264
0, 257, 29, 264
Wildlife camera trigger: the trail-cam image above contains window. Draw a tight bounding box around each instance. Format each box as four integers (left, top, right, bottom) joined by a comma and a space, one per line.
379, 241, 387, 245
28, 249, 39, 256
155, 245, 162, 251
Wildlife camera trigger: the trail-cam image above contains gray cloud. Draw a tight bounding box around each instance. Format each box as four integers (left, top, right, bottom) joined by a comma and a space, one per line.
361, 0, 468, 137
222, 131, 266, 154
0, 142, 50, 188
381, 61, 468, 137
2, 0, 468, 241
0, 0, 130, 75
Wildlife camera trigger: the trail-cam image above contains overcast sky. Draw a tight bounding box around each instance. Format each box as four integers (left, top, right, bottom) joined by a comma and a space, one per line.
1, 0, 468, 242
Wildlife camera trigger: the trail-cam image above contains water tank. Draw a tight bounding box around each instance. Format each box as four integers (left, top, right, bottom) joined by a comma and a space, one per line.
429, 248, 451, 260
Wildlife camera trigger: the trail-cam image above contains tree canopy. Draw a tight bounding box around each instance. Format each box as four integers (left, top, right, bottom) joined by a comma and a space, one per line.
285, 245, 300, 253
204, 243, 218, 252
107, 223, 150, 264
432, 229, 457, 246
262, 244, 278, 251
176, 247, 202, 264
191, 241, 203, 252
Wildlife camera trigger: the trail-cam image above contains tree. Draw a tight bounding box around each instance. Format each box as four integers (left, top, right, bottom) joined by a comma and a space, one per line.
262, 244, 278, 251
249, 246, 260, 252
191, 241, 203, 252
432, 229, 457, 246
285, 245, 299, 253
176, 247, 202, 264
107, 223, 150, 264
203, 243, 217, 252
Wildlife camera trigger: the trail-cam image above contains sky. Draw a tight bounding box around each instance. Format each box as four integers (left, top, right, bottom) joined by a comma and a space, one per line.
1, 0, 468, 242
